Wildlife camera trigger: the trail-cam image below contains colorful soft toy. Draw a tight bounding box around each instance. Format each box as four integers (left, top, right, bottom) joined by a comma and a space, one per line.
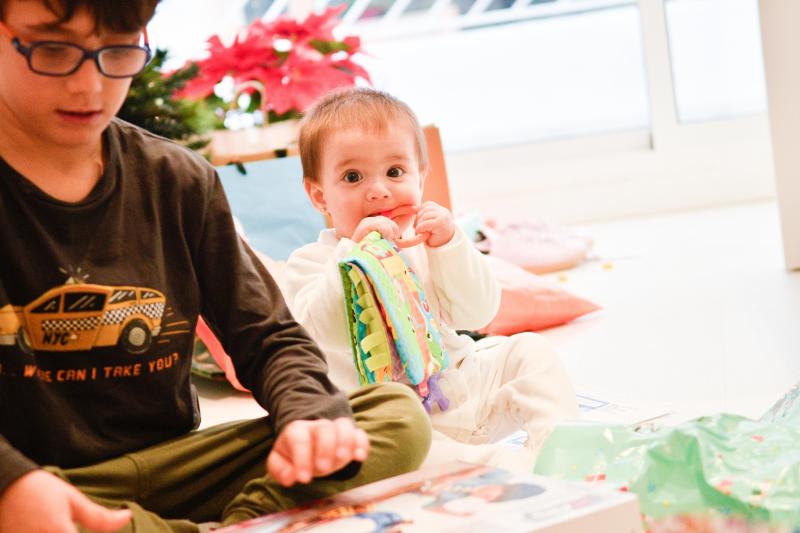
339, 232, 449, 412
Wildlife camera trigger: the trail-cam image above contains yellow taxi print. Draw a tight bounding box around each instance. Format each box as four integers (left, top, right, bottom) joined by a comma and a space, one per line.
0, 284, 165, 354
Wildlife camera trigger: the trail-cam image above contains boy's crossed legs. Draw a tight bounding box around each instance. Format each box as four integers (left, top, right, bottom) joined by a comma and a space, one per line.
47, 383, 430, 532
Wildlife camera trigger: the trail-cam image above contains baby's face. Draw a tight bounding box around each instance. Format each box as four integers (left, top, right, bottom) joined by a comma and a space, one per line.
308, 124, 424, 240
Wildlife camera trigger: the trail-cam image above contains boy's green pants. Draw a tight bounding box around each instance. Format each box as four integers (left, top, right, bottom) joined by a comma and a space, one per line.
46, 383, 431, 532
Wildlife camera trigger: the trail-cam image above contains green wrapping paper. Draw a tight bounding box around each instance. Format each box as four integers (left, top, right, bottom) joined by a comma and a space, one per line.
534, 384, 800, 525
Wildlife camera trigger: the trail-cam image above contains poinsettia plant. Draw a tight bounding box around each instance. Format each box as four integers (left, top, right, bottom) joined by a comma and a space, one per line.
176, 6, 370, 123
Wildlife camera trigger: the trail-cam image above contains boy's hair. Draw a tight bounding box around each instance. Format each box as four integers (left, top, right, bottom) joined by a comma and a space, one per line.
299, 87, 429, 182
0, 0, 161, 33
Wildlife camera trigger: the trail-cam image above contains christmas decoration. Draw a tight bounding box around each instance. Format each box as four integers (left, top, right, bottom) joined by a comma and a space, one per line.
176, 6, 370, 124
118, 49, 219, 150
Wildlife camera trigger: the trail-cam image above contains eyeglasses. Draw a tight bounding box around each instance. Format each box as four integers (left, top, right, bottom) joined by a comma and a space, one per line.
0, 21, 151, 78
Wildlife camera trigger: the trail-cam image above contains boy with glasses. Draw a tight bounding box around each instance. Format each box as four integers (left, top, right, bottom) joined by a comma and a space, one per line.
0, 1, 431, 532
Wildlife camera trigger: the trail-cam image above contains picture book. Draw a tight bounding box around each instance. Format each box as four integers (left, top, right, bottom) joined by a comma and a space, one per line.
216, 461, 642, 532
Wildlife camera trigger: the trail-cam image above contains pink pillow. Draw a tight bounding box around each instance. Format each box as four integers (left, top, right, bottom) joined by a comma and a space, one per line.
196, 316, 249, 392
193, 251, 286, 393
483, 219, 593, 274
480, 256, 600, 335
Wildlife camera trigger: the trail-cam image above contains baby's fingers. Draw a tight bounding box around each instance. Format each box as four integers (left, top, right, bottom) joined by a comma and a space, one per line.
382, 219, 402, 241
396, 233, 429, 248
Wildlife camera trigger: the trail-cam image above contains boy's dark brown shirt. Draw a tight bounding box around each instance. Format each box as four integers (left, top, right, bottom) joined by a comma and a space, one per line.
0, 119, 351, 494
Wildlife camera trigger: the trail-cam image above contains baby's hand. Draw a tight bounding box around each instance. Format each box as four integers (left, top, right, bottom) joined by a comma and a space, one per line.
414, 201, 455, 248
351, 216, 401, 243
267, 418, 370, 487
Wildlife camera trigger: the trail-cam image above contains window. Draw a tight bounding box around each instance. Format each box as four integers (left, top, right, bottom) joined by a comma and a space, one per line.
63, 293, 107, 313
664, 0, 767, 123
351, 2, 651, 151
110, 289, 137, 304
31, 296, 61, 314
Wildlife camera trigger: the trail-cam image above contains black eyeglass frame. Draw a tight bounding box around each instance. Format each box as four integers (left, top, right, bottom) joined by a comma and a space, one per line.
10, 37, 152, 79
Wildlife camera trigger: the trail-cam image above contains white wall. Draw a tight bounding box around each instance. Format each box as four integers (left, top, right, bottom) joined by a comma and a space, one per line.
148, 0, 248, 69
759, 0, 800, 271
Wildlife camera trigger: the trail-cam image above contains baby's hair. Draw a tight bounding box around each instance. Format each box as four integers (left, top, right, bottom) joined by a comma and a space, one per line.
299, 87, 428, 182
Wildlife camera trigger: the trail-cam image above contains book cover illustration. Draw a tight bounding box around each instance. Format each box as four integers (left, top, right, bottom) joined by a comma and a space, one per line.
217, 461, 640, 532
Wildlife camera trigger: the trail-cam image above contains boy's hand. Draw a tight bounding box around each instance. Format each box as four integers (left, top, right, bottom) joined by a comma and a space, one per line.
0, 470, 132, 533
351, 216, 401, 243
267, 418, 370, 487
414, 201, 455, 248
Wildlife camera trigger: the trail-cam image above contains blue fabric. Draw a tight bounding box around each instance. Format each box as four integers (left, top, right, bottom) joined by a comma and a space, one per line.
215, 156, 325, 260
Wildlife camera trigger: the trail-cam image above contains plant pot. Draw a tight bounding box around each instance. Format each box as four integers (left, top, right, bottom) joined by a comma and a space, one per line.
207, 119, 300, 166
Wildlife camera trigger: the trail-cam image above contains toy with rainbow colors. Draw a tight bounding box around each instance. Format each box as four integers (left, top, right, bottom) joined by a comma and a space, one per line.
339, 231, 449, 412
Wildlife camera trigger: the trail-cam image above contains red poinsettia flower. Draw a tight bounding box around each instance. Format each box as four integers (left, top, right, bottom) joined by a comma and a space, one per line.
262, 53, 359, 114
299, 5, 346, 41
175, 5, 368, 115
177, 33, 280, 99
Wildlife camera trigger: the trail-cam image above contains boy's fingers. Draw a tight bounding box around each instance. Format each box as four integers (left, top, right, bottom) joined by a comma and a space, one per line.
352, 427, 370, 462
333, 418, 355, 465
266, 449, 295, 487
311, 420, 336, 475
70, 492, 132, 532
288, 425, 313, 484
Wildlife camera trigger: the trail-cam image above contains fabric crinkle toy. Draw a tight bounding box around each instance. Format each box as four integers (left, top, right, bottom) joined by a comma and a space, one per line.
339, 231, 449, 412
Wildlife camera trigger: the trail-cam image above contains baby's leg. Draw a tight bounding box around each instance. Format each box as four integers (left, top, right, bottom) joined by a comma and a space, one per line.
474, 332, 579, 454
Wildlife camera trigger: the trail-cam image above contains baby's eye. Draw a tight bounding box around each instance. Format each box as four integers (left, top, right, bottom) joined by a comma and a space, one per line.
343, 171, 362, 183
387, 167, 404, 178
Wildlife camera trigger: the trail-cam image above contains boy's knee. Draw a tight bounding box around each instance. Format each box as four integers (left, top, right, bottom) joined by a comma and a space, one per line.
351, 383, 432, 473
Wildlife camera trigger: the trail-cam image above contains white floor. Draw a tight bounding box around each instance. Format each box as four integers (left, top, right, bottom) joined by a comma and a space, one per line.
197, 199, 800, 428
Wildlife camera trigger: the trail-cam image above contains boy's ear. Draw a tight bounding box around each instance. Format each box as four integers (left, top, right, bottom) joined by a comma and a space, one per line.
303, 177, 327, 214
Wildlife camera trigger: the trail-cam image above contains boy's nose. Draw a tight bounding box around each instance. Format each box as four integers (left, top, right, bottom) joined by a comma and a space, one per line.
65, 59, 103, 95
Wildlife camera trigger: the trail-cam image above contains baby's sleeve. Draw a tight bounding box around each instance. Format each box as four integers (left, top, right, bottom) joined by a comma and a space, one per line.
284, 238, 357, 349
427, 227, 501, 330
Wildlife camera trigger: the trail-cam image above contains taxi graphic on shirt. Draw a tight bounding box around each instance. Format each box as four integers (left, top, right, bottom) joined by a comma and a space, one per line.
0, 284, 165, 355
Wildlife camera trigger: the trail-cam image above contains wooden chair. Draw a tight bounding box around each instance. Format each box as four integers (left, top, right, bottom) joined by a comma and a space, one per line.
422, 124, 452, 211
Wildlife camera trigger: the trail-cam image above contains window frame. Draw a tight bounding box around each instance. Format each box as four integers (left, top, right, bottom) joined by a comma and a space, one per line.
281, 0, 774, 223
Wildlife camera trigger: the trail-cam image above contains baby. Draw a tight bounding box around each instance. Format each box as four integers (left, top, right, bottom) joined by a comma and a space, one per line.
285, 87, 578, 470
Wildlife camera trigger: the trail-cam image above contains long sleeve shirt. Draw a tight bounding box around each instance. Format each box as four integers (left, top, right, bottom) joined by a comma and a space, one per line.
0, 119, 350, 494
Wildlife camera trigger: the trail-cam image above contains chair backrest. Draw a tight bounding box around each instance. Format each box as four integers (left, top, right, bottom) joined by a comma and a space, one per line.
422, 124, 452, 211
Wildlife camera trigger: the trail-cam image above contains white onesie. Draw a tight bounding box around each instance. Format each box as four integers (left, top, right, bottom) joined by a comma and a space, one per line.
285, 227, 578, 470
